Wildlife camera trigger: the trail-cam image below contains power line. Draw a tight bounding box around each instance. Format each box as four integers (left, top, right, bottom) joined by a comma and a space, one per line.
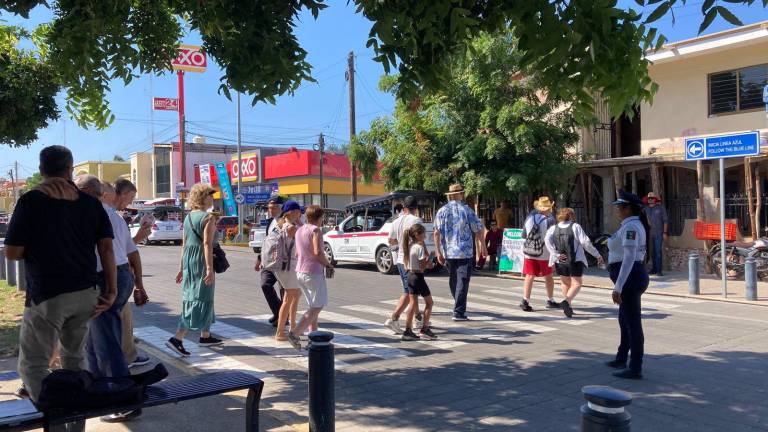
185, 130, 316, 147
355, 70, 391, 112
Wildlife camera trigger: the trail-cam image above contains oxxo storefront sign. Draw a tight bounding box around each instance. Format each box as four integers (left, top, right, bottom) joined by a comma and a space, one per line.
230, 154, 259, 182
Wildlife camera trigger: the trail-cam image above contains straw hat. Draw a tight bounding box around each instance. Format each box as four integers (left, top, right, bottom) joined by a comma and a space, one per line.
445, 183, 465, 196
536, 196, 554, 211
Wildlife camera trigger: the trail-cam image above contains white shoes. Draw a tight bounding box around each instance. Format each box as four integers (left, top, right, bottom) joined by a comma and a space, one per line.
384, 318, 403, 335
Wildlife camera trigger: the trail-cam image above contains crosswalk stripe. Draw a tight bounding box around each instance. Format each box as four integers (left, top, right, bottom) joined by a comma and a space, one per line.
481, 289, 681, 310
346, 304, 553, 341
318, 311, 466, 349
426, 294, 599, 326
134, 326, 270, 378
241, 315, 411, 360
371, 301, 558, 334
209, 321, 351, 370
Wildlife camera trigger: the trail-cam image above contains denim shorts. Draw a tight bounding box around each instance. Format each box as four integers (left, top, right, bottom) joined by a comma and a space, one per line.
396, 264, 409, 294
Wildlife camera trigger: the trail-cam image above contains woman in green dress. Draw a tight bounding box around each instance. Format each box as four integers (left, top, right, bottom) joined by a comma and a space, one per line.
165, 183, 222, 356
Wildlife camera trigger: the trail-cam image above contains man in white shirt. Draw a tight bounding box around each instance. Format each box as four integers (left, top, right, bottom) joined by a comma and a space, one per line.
384, 196, 423, 334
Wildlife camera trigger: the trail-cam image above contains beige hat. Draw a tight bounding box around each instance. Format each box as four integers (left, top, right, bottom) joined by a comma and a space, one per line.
536, 196, 554, 211
445, 183, 465, 196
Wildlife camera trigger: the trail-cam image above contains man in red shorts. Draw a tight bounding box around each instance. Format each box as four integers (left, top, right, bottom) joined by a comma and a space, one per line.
519, 197, 559, 312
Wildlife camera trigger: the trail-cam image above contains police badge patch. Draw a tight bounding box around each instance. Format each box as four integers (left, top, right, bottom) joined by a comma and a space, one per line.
626, 231, 637, 240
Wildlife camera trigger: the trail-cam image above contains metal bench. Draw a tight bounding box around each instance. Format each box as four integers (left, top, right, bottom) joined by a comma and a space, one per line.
0, 371, 264, 432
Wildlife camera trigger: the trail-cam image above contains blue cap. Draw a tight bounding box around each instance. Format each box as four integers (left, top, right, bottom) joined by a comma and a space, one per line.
281, 200, 301, 215
612, 189, 643, 206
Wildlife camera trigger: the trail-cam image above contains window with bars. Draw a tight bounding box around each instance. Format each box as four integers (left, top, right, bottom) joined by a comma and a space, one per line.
709, 64, 768, 116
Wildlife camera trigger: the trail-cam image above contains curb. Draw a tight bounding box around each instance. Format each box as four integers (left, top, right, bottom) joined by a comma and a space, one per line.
475, 271, 768, 307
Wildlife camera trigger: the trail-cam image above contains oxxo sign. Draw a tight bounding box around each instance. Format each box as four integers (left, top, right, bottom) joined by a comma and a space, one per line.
171, 44, 207, 73
230, 154, 259, 182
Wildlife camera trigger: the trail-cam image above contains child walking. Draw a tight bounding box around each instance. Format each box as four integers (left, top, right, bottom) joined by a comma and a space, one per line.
401, 224, 437, 341
287, 205, 334, 350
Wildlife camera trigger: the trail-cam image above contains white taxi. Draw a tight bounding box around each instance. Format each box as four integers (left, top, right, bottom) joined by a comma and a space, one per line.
323, 208, 435, 274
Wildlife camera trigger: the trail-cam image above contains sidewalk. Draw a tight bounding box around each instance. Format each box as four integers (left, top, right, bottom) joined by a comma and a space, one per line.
482, 267, 768, 306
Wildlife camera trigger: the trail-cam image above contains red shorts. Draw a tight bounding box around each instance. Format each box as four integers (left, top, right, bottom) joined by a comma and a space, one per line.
523, 258, 554, 277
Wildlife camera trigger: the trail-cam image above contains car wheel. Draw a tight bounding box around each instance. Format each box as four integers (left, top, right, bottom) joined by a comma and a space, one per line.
324, 243, 337, 266
253, 247, 259, 254
376, 246, 395, 274
174, 240, 182, 246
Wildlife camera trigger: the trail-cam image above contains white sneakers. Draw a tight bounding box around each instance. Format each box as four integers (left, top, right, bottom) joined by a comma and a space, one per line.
384, 318, 403, 335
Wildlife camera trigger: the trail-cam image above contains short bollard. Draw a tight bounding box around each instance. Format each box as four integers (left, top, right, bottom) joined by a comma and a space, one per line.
745, 257, 757, 301
308, 331, 335, 432
17, 261, 26, 292
0, 250, 6, 280
6, 258, 16, 287
581, 385, 632, 432
688, 253, 700, 295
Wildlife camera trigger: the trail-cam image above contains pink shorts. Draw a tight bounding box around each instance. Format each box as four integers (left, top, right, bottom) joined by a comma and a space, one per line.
523, 258, 553, 277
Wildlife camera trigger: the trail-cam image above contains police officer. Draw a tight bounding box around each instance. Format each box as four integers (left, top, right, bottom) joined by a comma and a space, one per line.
605, 190, 650, 379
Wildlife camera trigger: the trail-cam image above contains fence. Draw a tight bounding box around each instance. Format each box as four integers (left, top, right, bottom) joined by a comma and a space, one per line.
666, 198, 697, 237
568, 199, 603, 236
724, 193, 768, 237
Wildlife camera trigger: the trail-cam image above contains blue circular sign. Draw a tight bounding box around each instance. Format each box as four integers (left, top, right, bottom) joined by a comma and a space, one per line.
686, 140, 704, 159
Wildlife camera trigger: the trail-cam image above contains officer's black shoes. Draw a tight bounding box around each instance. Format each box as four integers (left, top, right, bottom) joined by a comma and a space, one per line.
605, 359, 627, 369
561, 300, 573, 318
519, 299, 533, 312
546, 299, 561, 309
613, 369, 643, 380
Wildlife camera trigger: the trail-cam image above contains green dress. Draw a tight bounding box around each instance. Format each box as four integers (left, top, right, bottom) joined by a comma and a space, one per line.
180, 210, 216, 331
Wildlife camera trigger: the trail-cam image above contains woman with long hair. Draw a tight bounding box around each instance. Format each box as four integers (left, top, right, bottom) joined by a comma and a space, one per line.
544, 207, 604, 318
166, 183, 222, 356
605, 190, 650, 380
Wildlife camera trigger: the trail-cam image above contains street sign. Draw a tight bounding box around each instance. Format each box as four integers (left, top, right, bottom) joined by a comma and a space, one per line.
172, 45, 207, 73
684, 131, 760, 161
234, 183, 279, 205
152, 97, 179, 111
234, 193, 245, 205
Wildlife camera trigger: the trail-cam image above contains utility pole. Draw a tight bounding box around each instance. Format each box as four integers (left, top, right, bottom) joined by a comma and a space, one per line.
178, 70, 187, 221
236, 91, 244, 242
319, 133, 325, 208
12, 162, 19, 209
346, 51, 357, 203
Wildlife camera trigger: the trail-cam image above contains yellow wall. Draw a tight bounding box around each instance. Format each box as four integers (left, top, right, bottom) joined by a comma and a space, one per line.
73, 161, 131, 183
641, 41, 768, 156
277, 177, 386, 196
0, 197, 14, 212
130, 152, 154, 200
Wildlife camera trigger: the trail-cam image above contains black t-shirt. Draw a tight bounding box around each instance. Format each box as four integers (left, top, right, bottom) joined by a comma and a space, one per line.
5, 189, 113, 305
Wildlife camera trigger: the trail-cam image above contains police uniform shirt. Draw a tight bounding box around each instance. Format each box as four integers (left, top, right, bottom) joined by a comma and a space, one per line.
607, 216, 646, 293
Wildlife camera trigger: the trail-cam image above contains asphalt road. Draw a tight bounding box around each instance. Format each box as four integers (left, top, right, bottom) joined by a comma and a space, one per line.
131, 245, 768, 432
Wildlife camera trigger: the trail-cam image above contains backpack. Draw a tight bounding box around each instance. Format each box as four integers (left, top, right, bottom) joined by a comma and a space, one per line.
36, 364, 168, 414
523, 215, 545, 257
261, 223, 294, 272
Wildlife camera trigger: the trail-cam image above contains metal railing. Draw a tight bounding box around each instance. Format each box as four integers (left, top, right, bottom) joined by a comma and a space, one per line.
666, 198, 697, 236
724, 193, 768, 236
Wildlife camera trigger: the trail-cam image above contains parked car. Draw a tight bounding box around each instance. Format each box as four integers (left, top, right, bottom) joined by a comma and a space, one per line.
323, 191, 443, 274
127, 205, 183, 245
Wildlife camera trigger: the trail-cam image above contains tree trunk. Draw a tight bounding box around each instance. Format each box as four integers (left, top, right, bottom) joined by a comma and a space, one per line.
650, 163, 661, 198
745, 158, 757, 239
696, 160, 706, 221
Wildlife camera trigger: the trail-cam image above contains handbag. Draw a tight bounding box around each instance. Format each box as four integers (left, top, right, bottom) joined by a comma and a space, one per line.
186, 214, 230, 274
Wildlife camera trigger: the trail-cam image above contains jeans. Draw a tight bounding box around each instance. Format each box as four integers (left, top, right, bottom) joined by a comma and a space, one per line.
446, 258, 473, 317
18, 287, 100, 403
609, 262, 649, 373
261, 269, 284, 318
651, 234, 663, 274
488, 254, 498, 271
85, 264, 134, 378
396, 264, 409, 293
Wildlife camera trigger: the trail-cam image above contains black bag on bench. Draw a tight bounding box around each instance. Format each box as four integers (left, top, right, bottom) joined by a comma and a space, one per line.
36, 363, 169, 414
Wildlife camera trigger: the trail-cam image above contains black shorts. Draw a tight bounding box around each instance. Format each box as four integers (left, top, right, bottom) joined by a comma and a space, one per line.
406, 272, 431, 297
555, 262, 585, 277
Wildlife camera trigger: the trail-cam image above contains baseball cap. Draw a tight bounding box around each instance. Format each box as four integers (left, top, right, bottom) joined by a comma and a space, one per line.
403, 195, 418, 209
281, 200, 301, 216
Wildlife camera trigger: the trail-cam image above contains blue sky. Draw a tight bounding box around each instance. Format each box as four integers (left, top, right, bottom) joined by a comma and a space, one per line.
1, 1, 767, 179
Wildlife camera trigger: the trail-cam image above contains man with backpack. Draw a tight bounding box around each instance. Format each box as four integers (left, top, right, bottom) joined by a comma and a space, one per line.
519, 196, 559, 312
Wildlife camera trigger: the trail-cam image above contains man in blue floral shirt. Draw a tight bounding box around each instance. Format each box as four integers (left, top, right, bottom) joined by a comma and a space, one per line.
434, 184, 487, 321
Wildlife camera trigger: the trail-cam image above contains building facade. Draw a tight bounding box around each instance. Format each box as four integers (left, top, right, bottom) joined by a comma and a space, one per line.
73, 160, 131, 183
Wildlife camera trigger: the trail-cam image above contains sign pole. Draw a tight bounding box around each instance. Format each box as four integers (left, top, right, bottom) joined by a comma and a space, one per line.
720, 157, 727, 298
236, 91, 243, 242
178, 70, 186, 221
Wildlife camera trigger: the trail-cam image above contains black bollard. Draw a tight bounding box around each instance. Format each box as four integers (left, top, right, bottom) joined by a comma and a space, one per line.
0, 248, 5, 280
581, 385, 632, 432
6, 257, 16, 287
17, 260, 25, 292
308, 331, 335, 432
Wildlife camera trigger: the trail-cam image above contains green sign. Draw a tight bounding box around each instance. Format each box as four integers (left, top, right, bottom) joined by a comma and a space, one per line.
499, 228, 525, 273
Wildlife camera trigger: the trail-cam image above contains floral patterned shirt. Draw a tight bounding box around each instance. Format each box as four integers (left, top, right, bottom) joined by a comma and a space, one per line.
434, 200, 484, 259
